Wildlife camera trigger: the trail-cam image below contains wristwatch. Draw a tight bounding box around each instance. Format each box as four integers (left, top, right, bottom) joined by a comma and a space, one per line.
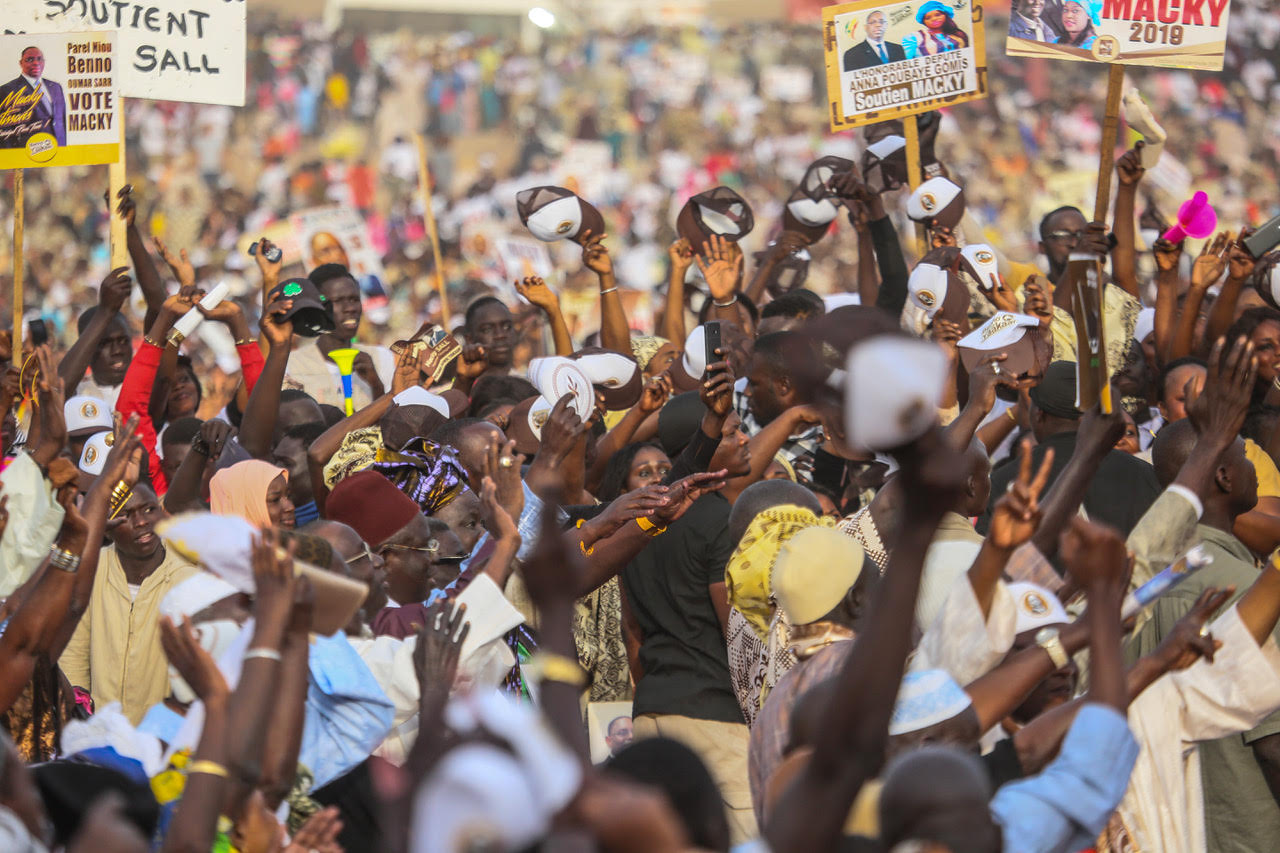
524, 652, 588, 688
1036, 626, 1070, 670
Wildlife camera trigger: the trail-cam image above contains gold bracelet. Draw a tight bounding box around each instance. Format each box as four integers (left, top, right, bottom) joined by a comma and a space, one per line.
187, 760, 228, 778
526, 652, 587, 688
142, 334, 165, 349
234, 338, 255, 347
1006, 407, 1017, 423
635, 515, 667, 537
108, 481, 133, 520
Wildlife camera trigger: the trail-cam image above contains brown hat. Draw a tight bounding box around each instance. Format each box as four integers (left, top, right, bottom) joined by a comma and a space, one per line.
326, 470, 421, 548
505, 396, 552, 456
752, 242, 811, 297
570, 346, 643, 410
516, 186, 606, 245
677, 187, 755, 254
861, 135, 908, 194
781, 156, 854, 245
907, 177, 966, 230
958, 312, 1044, 378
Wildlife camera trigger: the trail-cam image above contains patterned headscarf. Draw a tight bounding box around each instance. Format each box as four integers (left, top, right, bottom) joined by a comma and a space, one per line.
322, 427, 384, 489
369, 437, 468, 514
630, 335, 671, 372
724, 504, 835, 639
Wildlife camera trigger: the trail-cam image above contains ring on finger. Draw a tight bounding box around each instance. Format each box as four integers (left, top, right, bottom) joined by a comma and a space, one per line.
500, 457, 515, 468
1198, 624, 1210, 638
992, 363, 1002, 375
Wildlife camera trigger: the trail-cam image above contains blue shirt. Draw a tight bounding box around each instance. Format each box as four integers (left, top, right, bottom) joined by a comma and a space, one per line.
991, 703, 1139, 853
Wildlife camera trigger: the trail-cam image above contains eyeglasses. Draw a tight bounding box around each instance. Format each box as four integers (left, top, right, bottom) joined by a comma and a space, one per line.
1046, 230, 1085, 243
379, 540, 470, 564
344, 541, 376, 565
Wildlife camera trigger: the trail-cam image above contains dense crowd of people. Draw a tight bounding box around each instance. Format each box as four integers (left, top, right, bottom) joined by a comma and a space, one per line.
2, 4, 1280, 853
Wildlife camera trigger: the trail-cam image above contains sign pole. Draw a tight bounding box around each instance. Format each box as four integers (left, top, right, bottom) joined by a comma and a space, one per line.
1093, 65, 1125, 223
12, 170, 24, 332
108, 118, 128, 269
413, 133, 450, 327
903, 114, 927, 255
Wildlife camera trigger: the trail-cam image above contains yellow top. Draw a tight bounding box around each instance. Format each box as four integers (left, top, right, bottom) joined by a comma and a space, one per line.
1245, 439, 1280, 500
59, 545, 198, 725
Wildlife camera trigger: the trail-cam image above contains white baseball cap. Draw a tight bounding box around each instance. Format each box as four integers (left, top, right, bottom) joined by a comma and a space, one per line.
78, 430, 115, 476
1009, 581, 1071, 634
65, 396, 113, 437
906, 176, 966, 229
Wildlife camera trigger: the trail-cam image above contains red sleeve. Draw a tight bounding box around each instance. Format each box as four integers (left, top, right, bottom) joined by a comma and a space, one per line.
237, 342, 265, 396
115, 341, 168, 495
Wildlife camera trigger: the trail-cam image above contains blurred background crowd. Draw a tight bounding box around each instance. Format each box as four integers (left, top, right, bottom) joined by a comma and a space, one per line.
1, 0, 1277, 419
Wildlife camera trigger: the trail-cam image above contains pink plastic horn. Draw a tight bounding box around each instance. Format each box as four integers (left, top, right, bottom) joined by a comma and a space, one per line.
1162, 191, 1217, 243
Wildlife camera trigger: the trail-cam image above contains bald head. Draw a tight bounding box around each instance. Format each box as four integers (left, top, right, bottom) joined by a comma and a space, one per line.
879, 746, 1001, 853
304, 519, 365, 562
960, 438, 992, 517
727, 479, 822, 545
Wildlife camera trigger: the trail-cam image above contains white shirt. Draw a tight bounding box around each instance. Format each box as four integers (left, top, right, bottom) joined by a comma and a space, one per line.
1107, 605, 1280, 853
21, 74, 51, 110
867, 39, 891, 62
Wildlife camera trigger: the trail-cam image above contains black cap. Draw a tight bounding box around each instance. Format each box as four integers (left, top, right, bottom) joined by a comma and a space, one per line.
1029, 361, 1083, 420
657, 391, 708, 456
269, 277, 335, 337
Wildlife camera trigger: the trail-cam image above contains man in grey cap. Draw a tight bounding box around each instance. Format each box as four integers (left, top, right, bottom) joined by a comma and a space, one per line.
981, 361, 1160, 537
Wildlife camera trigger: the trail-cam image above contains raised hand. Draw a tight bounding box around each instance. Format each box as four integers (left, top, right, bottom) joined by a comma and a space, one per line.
159, 616, 231, 703
593, 483, 677, 537
1186, 335, 1256, 441
1059, 516, 1129, 596
193, 417, 232, 462
251, 529, 298, 631
1077, 221, 1111, 258
1152, 237, 1183, 273
352, 350, 384, 396
252, 237, 283, 288
582, 230, 614, 276
1151, 587, 1232, 671
700, 355, 735, 417
931, 318, 963, 360
391, 345, 418, 396
1190, 231, 1230, 291
153, 236, 196, 289
637, 372, 673, 415
108, 183, 137, 228
97, 266, 133, 314
455, 344, 489, 382
482, 435, 525, 522
478, 475, 519, 544
1022, 276, 1054, 326
967, 353, 1020, 414
412, 599, 469, 697
1116, 143, 1146, 187
668, 238, 695, 276
98, 412, 145, 489
538, 393, 591, 465
988, 439, 1054, 549
1227, 231, 1257, 282
1076, 397, 1127, 455
260, 296, 294, 348
930, 225, 958, 249
516, 275, 560, 312
695, 234, 744, 302
894, 426, 971, 518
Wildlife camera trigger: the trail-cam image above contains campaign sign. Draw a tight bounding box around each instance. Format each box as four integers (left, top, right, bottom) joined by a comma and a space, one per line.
823, 0, 988, 131
0, 31, 119, 168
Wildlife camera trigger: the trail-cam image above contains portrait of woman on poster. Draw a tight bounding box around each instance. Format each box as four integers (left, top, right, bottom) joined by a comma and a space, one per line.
903, 1, 971, 59
1060, 0, 1101, 48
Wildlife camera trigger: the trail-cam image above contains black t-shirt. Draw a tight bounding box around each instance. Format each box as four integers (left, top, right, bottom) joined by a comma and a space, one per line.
623, 493, 744, 724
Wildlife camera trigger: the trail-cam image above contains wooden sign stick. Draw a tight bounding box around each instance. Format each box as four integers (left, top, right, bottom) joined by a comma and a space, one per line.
1089, 64, 1125, 413
903, 114, 927, 256
12, 170, 24, 334
109, 118, 128, 269
413, 133, 450, 326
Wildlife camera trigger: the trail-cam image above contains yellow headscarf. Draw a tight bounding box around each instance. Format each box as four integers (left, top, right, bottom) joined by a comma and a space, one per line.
724, 504, 834, 639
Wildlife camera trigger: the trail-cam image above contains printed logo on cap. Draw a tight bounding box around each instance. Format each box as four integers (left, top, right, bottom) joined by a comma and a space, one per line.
981, 313, 1016, 342
917, 290, 936, 309
556, 220, 574, 235
920, 193, 937, 212
84, 445, 98, 466
532, 408, 550, 429
975, 249, 995, 265
283, 282, 303, 297
1021, 591, 1049, 616
81, 402, 98, 419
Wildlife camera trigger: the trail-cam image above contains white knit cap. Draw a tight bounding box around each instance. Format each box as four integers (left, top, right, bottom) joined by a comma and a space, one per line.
889, 669, 973, 736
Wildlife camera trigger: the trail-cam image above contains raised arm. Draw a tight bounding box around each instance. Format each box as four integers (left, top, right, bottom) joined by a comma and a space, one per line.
971, 440, 1053, 618
695, 235, 750, 331
1203, 234, 1258, 355
583, 231, 631, 356
1152, 237, 1183, 367
1170, 232, 1229, 361
1028, 403, 1124, 559
661, 239, 694, 345
237, 295, 295, 459
115, 186, 167, 331
1110, 145, 1145, 300
765, 430, 968, 852
57, 266, 132, 392
586, 374, 671, 495
515, 275, 573, 356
